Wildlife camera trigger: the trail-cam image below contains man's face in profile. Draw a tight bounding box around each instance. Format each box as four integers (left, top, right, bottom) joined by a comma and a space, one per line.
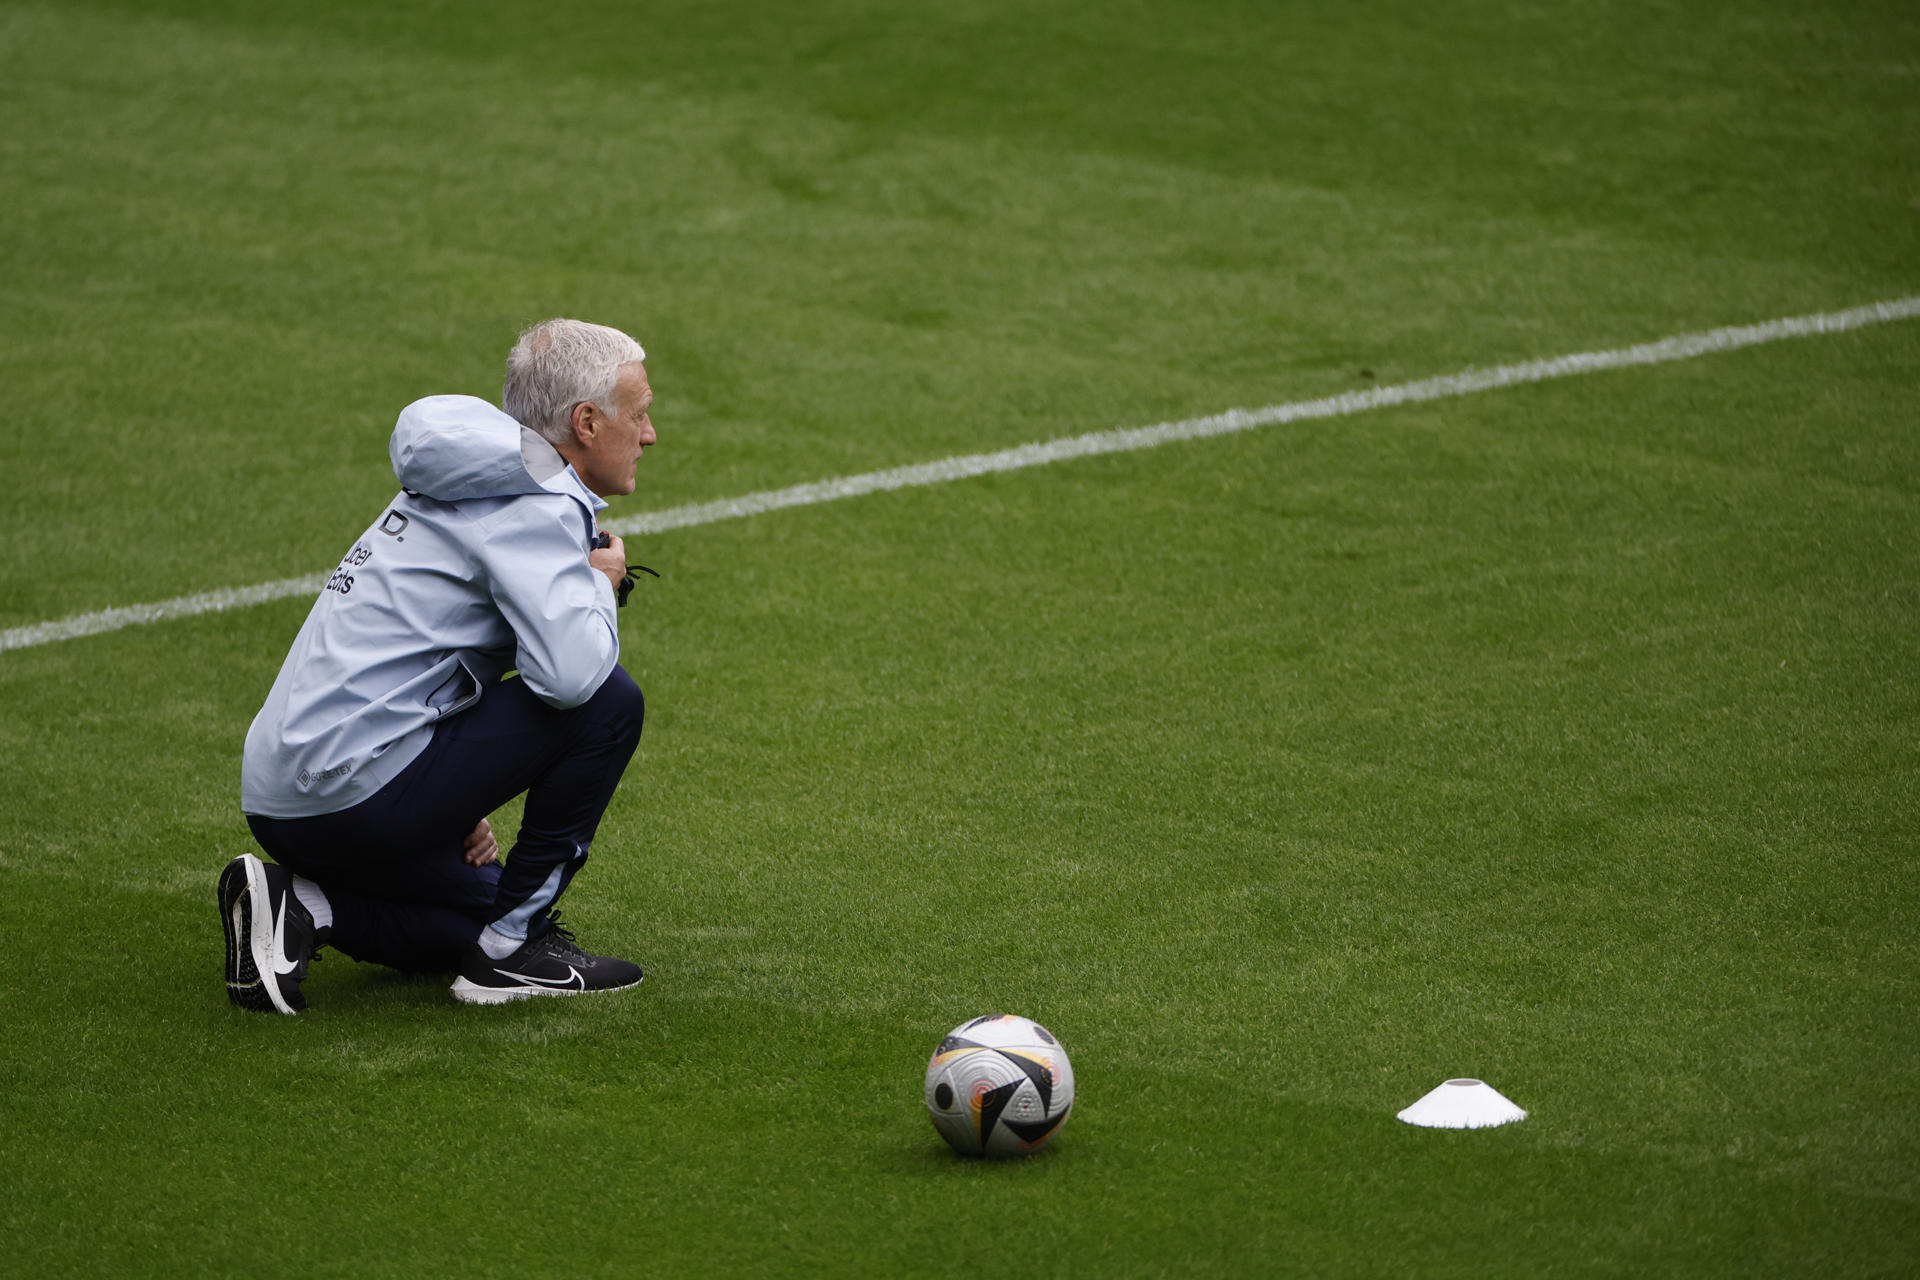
575, 362, 655, 498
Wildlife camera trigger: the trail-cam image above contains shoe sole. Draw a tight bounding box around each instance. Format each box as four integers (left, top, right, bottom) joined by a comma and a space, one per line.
219, 855, 297, 1015
449, 973, 644, 1006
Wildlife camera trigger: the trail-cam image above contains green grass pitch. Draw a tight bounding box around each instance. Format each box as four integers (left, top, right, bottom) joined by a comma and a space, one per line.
2, 0, 1917, 1274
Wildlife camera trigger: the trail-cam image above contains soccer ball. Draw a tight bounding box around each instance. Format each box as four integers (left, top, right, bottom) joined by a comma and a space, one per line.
924, 1014, 1075, 1157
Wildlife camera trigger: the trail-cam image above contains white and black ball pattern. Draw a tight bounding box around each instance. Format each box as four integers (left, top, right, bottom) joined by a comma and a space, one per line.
924, 1014, 1074, 1157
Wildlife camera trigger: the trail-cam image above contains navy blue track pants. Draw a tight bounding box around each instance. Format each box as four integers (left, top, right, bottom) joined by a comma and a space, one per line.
245, 665, 644, 972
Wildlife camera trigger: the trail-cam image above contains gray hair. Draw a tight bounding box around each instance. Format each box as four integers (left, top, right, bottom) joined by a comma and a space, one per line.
503, 318, 647, 445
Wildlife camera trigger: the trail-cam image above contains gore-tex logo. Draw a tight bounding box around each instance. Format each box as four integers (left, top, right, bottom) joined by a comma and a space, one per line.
296, 764, 352, 788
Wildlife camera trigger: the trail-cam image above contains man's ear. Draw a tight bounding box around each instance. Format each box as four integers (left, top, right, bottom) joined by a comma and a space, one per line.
569, 400, 599, 446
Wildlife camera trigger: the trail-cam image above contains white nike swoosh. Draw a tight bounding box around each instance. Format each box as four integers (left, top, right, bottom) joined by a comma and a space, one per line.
495, 964, 584, 989
271, 897, 300, 975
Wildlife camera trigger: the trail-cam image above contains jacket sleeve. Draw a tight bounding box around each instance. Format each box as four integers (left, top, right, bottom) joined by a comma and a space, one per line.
477, 497, 620, 709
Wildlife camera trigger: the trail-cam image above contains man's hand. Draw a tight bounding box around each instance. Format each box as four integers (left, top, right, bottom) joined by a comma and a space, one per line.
463, 818, 500, 867
589, 533, 627, 594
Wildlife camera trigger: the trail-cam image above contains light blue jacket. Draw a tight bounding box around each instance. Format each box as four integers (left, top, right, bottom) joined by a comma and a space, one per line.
241, 395, 620, 818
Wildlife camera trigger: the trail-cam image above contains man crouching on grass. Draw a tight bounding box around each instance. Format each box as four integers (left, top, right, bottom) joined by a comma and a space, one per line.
224, 319, 657, 1013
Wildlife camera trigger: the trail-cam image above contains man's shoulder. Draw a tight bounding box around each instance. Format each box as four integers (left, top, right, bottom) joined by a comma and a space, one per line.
443, 487, 594, 551
406, 485, 579, 527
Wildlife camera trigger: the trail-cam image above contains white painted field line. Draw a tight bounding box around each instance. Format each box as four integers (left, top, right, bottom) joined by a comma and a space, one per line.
5, 294, 1917, 655
606, 294, 1920, 537
0, 574, 329, 653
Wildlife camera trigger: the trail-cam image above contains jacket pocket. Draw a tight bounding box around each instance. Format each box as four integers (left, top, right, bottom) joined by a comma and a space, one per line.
427, 659, 484, 720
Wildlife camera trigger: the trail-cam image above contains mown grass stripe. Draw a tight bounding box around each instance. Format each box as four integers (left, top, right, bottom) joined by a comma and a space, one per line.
5, 294, 1916, 655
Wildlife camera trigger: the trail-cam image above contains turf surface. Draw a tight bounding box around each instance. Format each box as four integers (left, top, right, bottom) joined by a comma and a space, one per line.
2, 1, 1917, 1275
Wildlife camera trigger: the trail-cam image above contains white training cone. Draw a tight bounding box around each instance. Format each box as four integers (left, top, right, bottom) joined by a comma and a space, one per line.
1396, 1078, 1527, 1129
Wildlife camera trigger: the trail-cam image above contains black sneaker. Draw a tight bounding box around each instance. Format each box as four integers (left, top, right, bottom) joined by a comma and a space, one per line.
450, 914, 643, 1005
218, 854, 319, 1015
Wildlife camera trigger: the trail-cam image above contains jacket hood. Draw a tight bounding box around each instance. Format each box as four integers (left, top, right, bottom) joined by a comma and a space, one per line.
389, 395, 605, 512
